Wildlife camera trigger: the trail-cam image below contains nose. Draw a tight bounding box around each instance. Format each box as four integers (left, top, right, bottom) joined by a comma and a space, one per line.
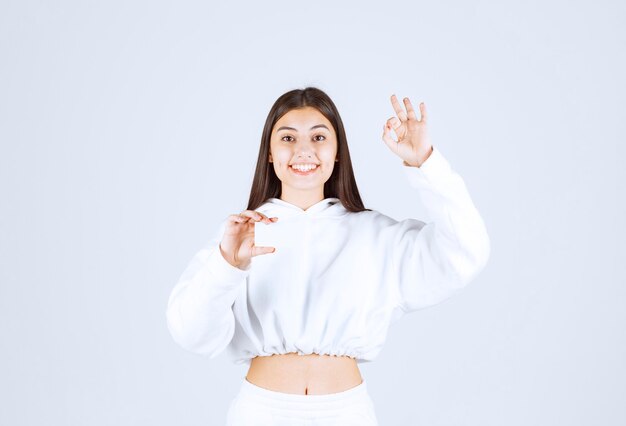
295, 148, 314, 161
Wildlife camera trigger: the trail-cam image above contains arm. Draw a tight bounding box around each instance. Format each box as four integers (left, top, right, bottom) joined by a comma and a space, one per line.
390, 145, 491, 313
165, 220, 250, 357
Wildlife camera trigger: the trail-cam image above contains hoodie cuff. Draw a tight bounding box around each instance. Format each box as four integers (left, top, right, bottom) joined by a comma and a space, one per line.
205, 244, 251, 285
401, 145, 453, 189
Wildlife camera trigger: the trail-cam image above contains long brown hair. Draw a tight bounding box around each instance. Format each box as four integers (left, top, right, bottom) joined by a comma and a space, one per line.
246, 87, 371, 213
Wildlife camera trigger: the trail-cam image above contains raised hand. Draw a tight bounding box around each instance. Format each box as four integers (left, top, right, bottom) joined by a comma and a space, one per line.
381, 94, 434, 167
219, 211, 278, 270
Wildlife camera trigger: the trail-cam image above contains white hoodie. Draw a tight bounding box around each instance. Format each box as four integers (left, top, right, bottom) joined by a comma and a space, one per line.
166, 146, 490, 367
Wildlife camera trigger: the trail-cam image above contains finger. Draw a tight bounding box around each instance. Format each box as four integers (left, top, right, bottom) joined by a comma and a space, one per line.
256, 212, 276, 224
254, 212, 271, 223
252, 246, 276, 256
381, 123, 398, 154
228, 213, 250, 223
390, 94, 408, 122
382, 122, 396, 141
419, 102, 427, 122
239, 210, 270, 223
253, 211, 275, 223
403, 97, 418, 121
386, 116, 407, 142
386, 116, 401, 131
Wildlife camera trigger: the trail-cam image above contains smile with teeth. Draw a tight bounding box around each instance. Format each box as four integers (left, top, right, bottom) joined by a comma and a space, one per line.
290, 164, 319, 175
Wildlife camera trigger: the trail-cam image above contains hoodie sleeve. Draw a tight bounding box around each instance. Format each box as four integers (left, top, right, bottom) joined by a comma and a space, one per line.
390, 145, 491, 313
166, 219, 251, 357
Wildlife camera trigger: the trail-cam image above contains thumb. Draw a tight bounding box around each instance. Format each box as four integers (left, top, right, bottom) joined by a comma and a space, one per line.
252, 246, 276, 257
381, 123, 398, 155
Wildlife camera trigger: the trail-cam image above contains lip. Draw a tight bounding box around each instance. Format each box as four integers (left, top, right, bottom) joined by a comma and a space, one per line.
289, 164, 320, 176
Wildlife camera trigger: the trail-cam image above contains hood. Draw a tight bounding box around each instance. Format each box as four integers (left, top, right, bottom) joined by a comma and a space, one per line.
255, 197, 349, 220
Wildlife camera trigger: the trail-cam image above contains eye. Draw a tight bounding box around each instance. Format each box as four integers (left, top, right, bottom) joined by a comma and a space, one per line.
281, 135, 326, 142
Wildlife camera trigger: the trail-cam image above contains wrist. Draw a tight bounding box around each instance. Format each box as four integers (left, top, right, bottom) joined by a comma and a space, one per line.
403, 145, 433, 167
219, 243, 238, 268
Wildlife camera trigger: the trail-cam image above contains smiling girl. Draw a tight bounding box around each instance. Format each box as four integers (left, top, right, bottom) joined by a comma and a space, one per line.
166, 87, 490, 425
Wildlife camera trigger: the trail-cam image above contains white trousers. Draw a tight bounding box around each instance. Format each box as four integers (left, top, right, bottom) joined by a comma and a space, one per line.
226, 377, 379, 426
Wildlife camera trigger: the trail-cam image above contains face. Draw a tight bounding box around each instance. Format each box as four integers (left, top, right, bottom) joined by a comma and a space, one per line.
269, 107, 338, 206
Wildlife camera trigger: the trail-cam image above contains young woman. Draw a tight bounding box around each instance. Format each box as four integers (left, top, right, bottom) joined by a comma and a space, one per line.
166, 87, 491, 425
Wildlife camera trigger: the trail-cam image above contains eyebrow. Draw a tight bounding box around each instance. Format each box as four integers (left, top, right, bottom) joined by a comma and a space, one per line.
276, 124, 330, 132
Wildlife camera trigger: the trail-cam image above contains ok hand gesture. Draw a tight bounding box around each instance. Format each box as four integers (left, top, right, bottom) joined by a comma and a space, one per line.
382, 94, 434, 167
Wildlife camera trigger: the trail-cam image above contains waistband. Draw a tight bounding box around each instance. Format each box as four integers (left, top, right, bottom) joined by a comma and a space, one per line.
237, 377, 369, 411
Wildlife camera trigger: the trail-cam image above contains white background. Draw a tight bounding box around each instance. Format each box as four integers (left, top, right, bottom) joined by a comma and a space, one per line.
1, 0, 624, 425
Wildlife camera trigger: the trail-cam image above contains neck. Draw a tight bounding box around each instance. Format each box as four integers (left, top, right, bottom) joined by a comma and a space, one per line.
279, 187, 326, 211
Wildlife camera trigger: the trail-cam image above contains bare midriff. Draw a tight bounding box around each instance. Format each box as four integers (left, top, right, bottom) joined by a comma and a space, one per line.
245, 352, 363, 395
